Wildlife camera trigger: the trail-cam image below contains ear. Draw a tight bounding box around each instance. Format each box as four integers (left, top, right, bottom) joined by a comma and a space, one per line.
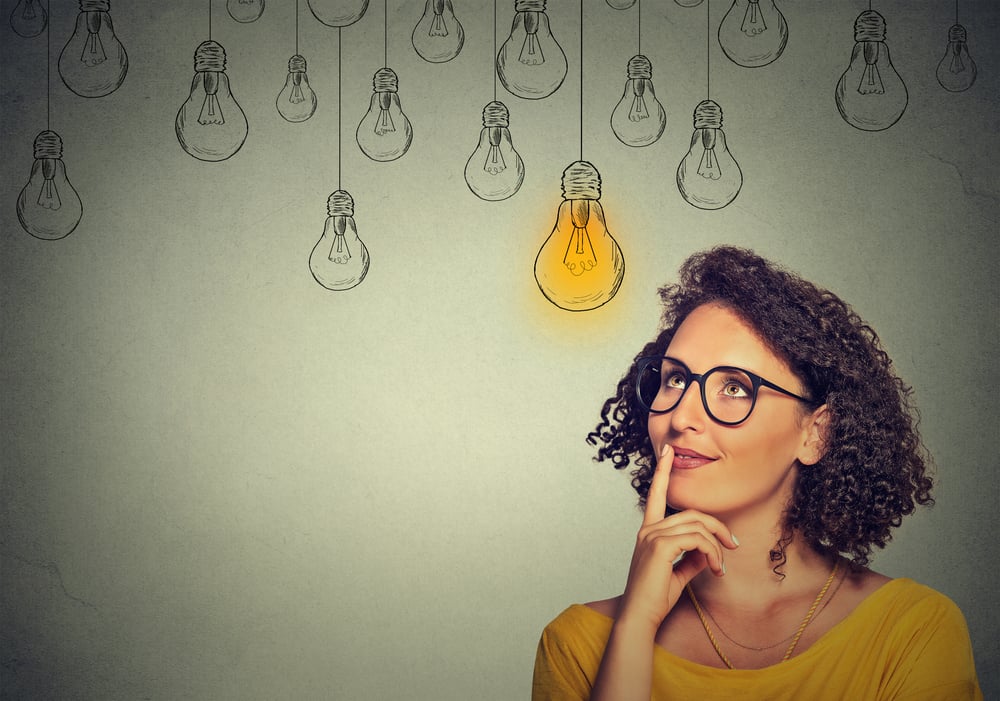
797, 404, 830, 466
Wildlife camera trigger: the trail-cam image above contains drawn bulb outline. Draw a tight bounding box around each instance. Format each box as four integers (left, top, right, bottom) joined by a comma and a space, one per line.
227, 0, 265, 23
276, 55, 318, 122
465, 101, 525, 201
356, 67, 413, 162
835, 10, 907, 131
10, 0, 48, 38
606, 0, 636, 9
17, 130, 84, 241
534, 161, 625, 312
610, 55, 667, 148
936, 24, 977, 92
497, 0, 567, 100
674, 0, 703, 6
676, 99, 742, 210
307, 0, 368, 27
175, 40, 249, 162
309, 190, 370, 291
412, 0, 464, 63
717, 0, 788, 68
58, 0, 128, 98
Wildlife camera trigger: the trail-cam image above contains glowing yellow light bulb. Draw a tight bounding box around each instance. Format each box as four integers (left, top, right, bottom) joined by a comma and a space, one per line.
534, 161, 624, 312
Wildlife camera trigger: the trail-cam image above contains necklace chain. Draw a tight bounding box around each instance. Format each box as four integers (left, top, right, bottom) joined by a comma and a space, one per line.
686, 559, 841, 669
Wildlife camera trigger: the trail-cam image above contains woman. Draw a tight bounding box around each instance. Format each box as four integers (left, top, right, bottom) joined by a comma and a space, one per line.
532, 246, 981, 700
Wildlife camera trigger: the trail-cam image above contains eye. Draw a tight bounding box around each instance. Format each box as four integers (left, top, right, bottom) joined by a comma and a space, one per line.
718, 374, 752, 399
663, 369, 687, 390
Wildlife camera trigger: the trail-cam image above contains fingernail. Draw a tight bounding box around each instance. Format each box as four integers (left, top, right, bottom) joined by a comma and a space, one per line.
721, 562, 727, 576
731, 533, 740, 547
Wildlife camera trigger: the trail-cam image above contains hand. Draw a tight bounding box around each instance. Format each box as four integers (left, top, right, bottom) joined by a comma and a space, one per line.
616, 445, 741, 633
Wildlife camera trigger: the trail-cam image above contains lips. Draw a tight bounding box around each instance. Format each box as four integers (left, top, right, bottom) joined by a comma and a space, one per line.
670, 446, 717, 470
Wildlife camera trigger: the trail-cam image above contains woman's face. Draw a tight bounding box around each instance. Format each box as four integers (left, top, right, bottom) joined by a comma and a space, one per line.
648, 303, 824, 520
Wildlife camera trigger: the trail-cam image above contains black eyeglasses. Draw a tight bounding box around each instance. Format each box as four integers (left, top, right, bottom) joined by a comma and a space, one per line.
634, 356, 813, 426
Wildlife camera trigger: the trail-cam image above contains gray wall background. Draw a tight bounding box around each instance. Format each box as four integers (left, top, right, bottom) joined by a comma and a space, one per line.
2, 1, 997, 699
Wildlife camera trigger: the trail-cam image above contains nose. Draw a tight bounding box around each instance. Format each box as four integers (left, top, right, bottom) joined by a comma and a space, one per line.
668, 380, 709, 432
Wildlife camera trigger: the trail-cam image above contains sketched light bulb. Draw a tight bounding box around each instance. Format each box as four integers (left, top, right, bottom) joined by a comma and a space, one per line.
718, 0, 788, 68
611, 55, 666, 147
356, 67, 413, 162
835, 10, 907, 131
17, 131, 83, 241
175, 40, 249, 162
465, 101, 525, 201
936, 24, 977, 92
412, 0, 464, 63
58, 0, 128, 98
674, 0, 704, 6
10, 0, 47, 38
307, 0, 368, 27
606, 0, 636, 9
227, 0, 264, 23
534, 161, 625, 312
497, 0, 567, 100
310, 190, 370, 291
676, 100, 742, 210
276, 55, 318, 123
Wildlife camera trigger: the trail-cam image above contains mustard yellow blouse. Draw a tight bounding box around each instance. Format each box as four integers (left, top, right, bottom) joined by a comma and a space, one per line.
532, 579, 982, 700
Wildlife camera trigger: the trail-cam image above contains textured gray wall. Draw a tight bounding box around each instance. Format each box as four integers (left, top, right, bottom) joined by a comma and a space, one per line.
2, 1, 997, 699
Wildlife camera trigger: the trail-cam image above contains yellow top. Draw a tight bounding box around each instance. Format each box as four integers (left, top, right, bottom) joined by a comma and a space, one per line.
532, 579, 982, 701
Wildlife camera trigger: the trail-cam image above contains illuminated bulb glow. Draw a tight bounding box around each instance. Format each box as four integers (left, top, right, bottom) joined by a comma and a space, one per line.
309, 190, 370, 291
936, 24, 977, 92
16, 131, 83, 240
676, 100, 742, 210
835, 10, 907, 131
465, 101, 525, 201
610, 55, 667, 147
534, 161, 625, 312
497, 0, 567, 100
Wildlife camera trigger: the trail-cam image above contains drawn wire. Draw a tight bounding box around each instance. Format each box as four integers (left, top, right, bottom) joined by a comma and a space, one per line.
493, 0, 497, 102
580, 0, 584, 161
638, 0, 641, 55
384, 0, 388, 67
295, 0, 299, 56
338, 27, 342, 190
706, 0, 710, 99
955, 0, 959, 24
46, 0, 50, 130
209, 0, 212, 40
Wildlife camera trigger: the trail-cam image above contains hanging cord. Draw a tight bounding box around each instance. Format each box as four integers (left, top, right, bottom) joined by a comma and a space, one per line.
493, 0, 497, 102
638, 0, 641, 55
209, 0, 213, 40
384, 0, 388, 67
338, 26, 342, 190
295, 0, 299, 55
46, 0, 51, 130
706, 0, 710, 100
579, 0, 584, 161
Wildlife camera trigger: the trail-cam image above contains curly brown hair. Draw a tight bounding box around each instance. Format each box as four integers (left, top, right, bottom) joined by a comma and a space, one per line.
587, 246, 934, 568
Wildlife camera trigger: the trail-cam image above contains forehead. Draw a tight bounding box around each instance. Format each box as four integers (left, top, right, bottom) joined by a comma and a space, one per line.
665, 303, 790, 377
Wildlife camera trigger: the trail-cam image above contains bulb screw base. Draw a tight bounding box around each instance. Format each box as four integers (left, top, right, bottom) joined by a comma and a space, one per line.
515, 0, 546, 12
482, 101, 510, 128
33, 130, 64, 159
561, 161, 601, 201
195, 40, 227, 72
948, 24, 967, 42
627, 55, 652, 80
693, 100, 723, 129
80, 0, 110, 11
328, 190, 355, 217
373, 67, 399, 92
288, 55, 307, 72
854, 10, 886, 42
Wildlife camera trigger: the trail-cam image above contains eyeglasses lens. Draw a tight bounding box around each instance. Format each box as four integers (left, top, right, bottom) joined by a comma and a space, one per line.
637, 359, 756, 424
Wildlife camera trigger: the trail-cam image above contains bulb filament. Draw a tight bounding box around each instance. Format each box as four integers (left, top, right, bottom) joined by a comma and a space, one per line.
37, 159, 62, 210
290, 73, 305, 103
741, 0, 766, 36
563, 200, 597, 276
483, 128, 507, 174
430, 0, 448, 36
629, 81, 649, 121
859, 42, 885, 94
328, 217, 352, 264
697, 129, 722, 180
21, 0, 39, 22
81, 13, 108, 66
375, 92, 396, 135
198, 72, 226, 125
950, 43, 966, 73
519, 12, 544, 65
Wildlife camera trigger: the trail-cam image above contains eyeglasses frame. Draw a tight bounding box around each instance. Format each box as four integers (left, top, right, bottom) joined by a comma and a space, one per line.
634, 355, 814, 426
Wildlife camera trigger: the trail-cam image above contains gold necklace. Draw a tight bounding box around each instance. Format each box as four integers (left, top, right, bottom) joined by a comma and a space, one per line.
686, 560, 841, 669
